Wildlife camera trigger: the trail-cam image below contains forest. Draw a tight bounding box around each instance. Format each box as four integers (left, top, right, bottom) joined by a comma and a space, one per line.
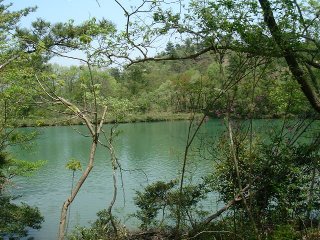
0, 0, 320, 239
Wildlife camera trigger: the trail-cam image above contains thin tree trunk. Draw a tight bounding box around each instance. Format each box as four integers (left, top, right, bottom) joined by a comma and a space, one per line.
227, 120, 260, 240
107, 126, 119, 235
0, 54, 19, 71
176, 114, 206, 237
58, 140, 97, 240
58, 107, 107, 240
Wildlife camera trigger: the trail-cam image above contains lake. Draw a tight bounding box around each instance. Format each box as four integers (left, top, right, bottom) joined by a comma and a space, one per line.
11, 120, 227, 240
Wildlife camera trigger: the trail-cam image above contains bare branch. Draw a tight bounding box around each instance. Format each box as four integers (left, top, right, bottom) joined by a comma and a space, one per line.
57, 97, 95, 137
203, 184, 251, 225
127, 45, 216, 66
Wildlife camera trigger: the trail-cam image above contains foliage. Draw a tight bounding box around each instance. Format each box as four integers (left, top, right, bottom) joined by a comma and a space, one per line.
16, 17, 116, 60
22, 47, 314, 122
0, 196, 43, 238
66, 158, 82, 172
203, 119, 320, 238
0, 152, 44, 238
134, 179, 209, 231
104, 97, 135, 122
270, 225, 299, 240
0, 3, 46, 237
67, 210, 127, 240
0, 152, 45, 187
134, 180, 176, 230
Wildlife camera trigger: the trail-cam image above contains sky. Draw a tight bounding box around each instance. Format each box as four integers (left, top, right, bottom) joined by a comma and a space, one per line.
7, 0, 127, 28
5, 0, 187, 66
5, 0, 132, 65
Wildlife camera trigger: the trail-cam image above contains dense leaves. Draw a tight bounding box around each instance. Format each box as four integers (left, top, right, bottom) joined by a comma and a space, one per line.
134, 180, 209, 231
0, 196, 43, 238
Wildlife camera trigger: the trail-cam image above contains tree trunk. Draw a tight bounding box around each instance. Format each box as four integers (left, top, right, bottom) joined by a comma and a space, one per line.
258, 0, 320, 113
58, 140, 97, 240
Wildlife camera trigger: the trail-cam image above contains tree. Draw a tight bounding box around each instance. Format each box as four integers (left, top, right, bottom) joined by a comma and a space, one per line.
112, 0, 320, 115
0, 2, 46, 238
100, 2, 320, 238
15, 13, 138, 239
0, 152, 44, 238
5, 0, 319, 238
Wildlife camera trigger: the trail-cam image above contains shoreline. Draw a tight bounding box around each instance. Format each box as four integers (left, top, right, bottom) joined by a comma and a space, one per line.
16, 112, 202, 128
14, 112, 315, 128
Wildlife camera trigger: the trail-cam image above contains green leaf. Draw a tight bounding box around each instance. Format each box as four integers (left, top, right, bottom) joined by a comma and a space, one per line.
66, 158, 82, 172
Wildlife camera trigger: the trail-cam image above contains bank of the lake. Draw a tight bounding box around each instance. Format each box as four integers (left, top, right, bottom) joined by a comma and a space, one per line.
16, 110, 312, 128
17, 112, 201, 127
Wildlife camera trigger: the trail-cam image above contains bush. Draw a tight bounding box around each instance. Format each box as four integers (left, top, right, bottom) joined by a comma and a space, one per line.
67, 210, 127, 240
134, 180, 209, 231
270, 225, 299, 240
0, 196, 44, 238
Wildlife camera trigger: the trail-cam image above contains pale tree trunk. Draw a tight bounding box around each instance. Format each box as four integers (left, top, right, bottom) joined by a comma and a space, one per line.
58, 141, 97, 240
106, 125, 119, 234
203, 184, 251, 225
34, 49, 107, 240
227, 120, 260, 240
57, 106, 107, 240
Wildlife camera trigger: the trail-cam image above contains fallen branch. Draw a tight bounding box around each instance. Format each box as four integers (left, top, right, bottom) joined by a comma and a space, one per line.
203, 184, 251, 225
187, 230, 245, 240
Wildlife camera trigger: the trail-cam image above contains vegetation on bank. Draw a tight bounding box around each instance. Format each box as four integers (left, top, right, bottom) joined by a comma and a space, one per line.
1, 0, 320, 239
17, 112, 200, 127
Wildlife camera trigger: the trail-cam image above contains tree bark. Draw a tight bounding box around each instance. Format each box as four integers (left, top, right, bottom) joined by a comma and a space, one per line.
58, 107, 107, 240
58, 141, 97, 240
258, 0, 320, 113
227, 121, 259, 239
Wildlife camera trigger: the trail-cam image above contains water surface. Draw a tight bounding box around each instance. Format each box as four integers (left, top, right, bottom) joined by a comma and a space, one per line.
12, 120, 225, 239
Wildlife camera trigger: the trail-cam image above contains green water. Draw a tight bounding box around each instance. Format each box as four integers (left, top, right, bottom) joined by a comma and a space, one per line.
12, 120, 226, 240
11, 118, 316, 239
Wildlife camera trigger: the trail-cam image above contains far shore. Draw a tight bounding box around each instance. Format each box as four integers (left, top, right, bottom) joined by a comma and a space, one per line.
16, 112, 203, 127
13, 112, 313, 128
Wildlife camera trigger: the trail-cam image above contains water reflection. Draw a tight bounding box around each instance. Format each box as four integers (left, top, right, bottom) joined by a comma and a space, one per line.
12, 120, 223, 240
